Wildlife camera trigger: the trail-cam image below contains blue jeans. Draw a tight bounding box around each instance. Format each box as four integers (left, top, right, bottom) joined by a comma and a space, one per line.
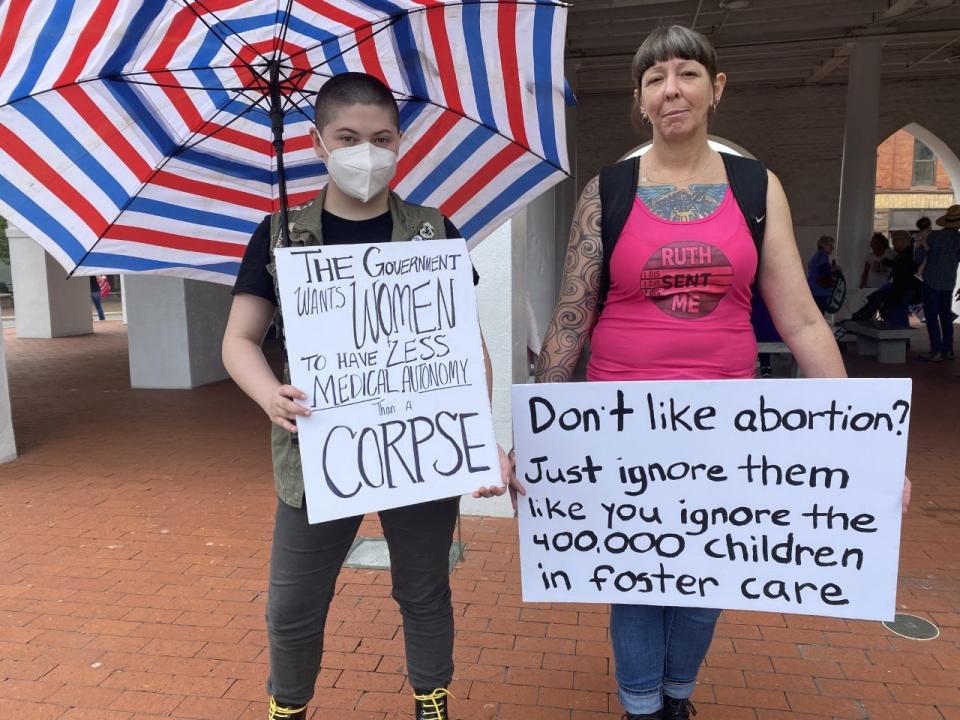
611, 604, 721, 714
90, 292, 105, 321
922, 285, 954, 354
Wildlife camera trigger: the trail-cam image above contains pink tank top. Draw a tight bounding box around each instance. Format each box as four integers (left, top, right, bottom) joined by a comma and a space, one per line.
587, 187, 758, 381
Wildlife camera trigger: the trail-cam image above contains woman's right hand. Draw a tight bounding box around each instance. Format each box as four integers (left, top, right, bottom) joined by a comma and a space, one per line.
264, 384, 311, 432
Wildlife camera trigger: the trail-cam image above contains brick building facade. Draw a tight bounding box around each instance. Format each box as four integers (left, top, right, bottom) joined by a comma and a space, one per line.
873, 129, 955, 232
876, 129, 951, 192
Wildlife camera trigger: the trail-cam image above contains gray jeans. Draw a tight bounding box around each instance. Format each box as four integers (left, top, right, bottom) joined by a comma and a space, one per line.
266, 496, 459, 705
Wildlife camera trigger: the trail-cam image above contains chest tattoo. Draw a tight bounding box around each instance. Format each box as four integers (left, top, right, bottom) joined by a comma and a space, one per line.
636, 183, 728, 222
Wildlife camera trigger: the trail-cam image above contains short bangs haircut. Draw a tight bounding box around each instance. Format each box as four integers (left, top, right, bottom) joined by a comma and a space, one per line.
314, 72, 400, 131
632, 25, 719, 87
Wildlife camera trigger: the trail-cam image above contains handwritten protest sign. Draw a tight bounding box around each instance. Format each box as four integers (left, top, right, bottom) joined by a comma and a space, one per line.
512, 379, 910, 620
275, 240, 500, 524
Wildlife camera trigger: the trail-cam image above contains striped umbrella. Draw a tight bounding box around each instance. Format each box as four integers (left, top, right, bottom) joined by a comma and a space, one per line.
0, 0, 569, 284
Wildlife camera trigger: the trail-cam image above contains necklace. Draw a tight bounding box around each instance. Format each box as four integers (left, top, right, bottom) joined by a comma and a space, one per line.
640, 150, 714, 186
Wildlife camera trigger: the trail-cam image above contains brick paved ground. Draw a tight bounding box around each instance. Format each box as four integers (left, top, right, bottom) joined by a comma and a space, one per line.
0, 321, 957, 720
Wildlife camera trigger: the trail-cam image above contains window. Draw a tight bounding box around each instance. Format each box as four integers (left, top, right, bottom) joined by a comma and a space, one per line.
912, 139, 936, 187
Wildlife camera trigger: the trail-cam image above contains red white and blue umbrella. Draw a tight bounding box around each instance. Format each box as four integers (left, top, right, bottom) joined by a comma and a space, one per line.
0, 0, 569, 283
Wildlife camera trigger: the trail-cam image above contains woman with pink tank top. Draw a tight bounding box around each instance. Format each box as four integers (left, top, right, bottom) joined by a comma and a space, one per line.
530, 25, 910, 720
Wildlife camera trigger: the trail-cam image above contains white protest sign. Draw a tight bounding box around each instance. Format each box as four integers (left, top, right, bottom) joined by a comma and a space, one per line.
512, 379, 911, 620
275, 240, 500, 524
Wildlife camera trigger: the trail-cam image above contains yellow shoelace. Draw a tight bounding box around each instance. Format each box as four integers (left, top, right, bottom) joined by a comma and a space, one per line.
413, 688, 453, 720
268, 697, 307, 719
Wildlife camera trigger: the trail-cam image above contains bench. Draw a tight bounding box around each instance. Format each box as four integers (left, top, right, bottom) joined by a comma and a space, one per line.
842, 321, 914, 363
756, 342, 800, 377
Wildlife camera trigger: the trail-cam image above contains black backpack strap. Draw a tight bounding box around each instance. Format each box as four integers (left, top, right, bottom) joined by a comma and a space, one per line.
598, 156, 640, 312
721, 152, 768, 263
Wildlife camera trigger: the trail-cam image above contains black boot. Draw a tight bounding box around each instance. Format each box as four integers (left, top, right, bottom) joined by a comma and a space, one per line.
267, 697, 307, 719
414, 688, 451, 720
662, 696, 697, 720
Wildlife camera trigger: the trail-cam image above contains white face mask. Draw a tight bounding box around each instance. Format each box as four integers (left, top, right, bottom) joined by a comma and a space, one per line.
318, 136, 398, 203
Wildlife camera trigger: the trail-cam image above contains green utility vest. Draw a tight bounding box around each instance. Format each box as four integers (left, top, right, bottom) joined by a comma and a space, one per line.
266, 187, 447, 508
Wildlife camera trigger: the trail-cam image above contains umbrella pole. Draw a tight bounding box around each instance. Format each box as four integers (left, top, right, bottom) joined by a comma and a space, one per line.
269, 60, 292, 247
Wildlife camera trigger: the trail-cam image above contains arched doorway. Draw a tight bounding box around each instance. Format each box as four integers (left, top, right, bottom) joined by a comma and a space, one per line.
873, 125, 960, 316
875, 125, 957, 233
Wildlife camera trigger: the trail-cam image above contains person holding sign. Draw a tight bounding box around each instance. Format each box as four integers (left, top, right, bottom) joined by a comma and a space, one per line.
222, 73, 516, 720
531, 26, 909, 720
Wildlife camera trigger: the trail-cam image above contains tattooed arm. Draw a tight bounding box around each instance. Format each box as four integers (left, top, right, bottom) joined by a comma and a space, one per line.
534, 176, 602, 383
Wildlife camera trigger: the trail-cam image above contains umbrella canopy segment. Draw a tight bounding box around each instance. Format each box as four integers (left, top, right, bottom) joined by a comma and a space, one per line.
0, 0, 569, 284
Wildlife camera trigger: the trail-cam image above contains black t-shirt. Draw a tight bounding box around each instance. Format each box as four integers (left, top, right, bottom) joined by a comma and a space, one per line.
232, 210, 474, 305
884, 248, 920, 301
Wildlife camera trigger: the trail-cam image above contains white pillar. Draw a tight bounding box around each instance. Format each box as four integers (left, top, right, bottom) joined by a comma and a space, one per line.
120, 274, 128, 325
836, 40, 882, 284
8, 226, 93, 338
124, 275, 233, 389
0, 326, 16, 463
524, 190, 560, 360
461, 220, 514, 517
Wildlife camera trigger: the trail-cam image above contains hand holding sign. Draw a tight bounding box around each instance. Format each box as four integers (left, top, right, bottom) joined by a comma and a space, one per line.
472, 444, 526, 509
266, 384, 312, 433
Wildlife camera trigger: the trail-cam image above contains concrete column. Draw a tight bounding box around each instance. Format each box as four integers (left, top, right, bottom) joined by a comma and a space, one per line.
835, 40, 882, 284
120, 274, 129, 325
462, 220, 514, 517
524, 190, 561, 359
8, 226, 93, 338
124, 275, 233, 389
0, 325, 16, 463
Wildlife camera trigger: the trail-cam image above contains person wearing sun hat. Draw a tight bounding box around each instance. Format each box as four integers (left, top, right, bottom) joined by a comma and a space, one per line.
915, 204, 960, 361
